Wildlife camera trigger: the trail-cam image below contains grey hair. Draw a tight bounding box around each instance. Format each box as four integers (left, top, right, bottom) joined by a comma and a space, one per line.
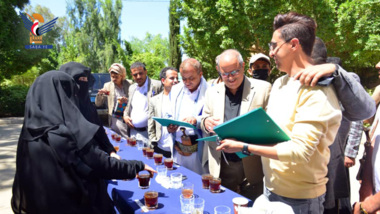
218, 49, 244, 70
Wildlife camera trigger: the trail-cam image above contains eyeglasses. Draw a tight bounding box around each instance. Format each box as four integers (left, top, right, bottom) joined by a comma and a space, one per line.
268, 38, 292, 52
220, 68, 240, 78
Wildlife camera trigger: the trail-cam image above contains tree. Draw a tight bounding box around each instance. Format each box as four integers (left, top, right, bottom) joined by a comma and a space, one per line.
169, 0, 181, 69
61, 0, 123, 73
128, 33, 169, 79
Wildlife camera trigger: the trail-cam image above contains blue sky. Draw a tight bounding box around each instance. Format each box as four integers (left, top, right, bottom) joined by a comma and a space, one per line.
28, 0, 170, 41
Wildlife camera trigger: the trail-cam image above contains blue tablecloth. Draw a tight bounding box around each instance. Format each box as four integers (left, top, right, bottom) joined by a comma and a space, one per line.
105, 128, 252, 213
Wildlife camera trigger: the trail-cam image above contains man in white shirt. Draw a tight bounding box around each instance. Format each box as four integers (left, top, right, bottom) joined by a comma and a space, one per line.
148, 67, 179, 158
167, 58, 209, 175
123, 62, 162, 142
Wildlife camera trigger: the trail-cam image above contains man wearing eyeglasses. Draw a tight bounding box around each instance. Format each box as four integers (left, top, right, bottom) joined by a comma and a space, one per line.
123, 62, 162, 142
216, 12, 342, 213
166, 58, 209, 175
201, 49, 271, 201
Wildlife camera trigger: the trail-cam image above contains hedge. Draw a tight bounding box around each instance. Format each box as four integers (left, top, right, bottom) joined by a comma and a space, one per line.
0, 85, 29, 117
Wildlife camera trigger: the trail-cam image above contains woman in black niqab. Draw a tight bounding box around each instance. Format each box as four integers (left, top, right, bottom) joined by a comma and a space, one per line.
59, 62, 117, 156
11, 71, 152, 214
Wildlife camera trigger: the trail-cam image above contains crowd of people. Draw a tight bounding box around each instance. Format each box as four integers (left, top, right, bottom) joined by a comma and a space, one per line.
11, 11, 380, 214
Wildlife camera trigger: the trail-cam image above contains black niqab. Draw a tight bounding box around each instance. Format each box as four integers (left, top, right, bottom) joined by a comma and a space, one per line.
60, 62, 115, 154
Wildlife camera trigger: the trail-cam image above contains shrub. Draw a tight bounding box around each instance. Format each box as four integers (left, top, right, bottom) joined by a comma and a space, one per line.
0, 85, 29, 117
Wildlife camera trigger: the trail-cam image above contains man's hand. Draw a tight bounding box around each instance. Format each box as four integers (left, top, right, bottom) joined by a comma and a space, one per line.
98, 89, 110, 95
167, 124, 179, 133
216, 139, 244, 153
118, 96, 128, 104
182, 117, 197, 126
123, 116, 134, 128
204, 116, 221, 133
344, 156, 355, 168
293, 63, 336, 86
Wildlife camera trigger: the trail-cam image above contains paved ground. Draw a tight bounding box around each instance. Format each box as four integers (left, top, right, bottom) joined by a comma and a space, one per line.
0, 117, 363, 213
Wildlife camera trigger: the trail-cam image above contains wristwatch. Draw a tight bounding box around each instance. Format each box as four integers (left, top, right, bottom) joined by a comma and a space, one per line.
242, 144, 251, 155
360, 203, 368, 214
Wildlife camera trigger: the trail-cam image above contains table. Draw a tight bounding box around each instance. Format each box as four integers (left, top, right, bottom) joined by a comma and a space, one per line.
105, 128, 252, 213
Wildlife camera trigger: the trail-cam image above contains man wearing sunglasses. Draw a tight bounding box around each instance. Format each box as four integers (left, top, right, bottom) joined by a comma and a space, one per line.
201, 49, 271, 201
123, 62, 163, 143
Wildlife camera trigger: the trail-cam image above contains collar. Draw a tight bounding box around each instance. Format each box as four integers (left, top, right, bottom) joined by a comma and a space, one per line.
136, 77, 149, 94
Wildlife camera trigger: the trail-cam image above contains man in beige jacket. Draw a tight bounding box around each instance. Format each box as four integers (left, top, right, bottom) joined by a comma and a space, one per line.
201, 49, 271, 201
95, 63, 131, 137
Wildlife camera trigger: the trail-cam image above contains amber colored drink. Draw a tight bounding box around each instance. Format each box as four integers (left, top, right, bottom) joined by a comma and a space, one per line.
209, 178, 221, 193
201, 174, 213, 189
153, 154, 163, 165
115, 135, 121, 142
114, 146, 119, 152
138, 174, 150, 189
111, 133, 116, 140
144, 191, 158, 210
181, 188, 193, 198
164, 158, 174, 169
142, 147, 149, 156
146, 149, 154, 159
105, 91, 110, 95
130, 138, 136, 146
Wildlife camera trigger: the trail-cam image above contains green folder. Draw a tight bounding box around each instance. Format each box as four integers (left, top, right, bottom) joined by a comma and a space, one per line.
198, 107, 290, 158
152, 117, 196, 129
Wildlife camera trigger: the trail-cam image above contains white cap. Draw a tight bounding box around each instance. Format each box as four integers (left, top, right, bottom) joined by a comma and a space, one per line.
249, 53, 271, 66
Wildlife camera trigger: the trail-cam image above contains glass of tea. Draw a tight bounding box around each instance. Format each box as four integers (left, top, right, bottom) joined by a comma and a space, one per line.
153, 154, 163, 165
115, 134, 121, 142
129, 137, 136, 146
164, 158, 174, 170
113, 145, 120, 152
209, 177, 221, 193
146, 149, 154, 159
142, 147, 149, 156
144, 191, 158, 210
181, 182, 194, 198
201, 174, 213, 189
138, 171, 151, 189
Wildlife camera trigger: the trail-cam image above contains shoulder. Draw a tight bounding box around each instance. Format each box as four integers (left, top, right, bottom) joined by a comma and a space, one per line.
122, 79, 131, 87
150, 79, 162, 87
246, 77, 272, 89
170, 82, 184, 98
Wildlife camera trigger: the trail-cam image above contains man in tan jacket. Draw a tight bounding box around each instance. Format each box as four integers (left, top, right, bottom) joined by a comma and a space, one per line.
201, 49, 271, 201
95, 63, 131, 137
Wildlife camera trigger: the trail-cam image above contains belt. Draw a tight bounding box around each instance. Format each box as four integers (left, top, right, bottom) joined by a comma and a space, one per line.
134, 127, 147, 132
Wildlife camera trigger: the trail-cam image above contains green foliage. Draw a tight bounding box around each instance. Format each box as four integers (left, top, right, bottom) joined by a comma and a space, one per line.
179, 0, 378, 83
60, 0, 123, 73
128, 33, 169, 79
0, 85, 29, 117
333, 0, 380, 69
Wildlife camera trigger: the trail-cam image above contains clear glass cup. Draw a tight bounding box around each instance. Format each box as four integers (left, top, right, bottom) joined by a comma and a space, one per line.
210, 177, 222, 193
137, 171, 151, 189
180, 194, 194, 214
170, 172, 182, 189
192, 198, 205, 214
137, 140, 144, 150
164, 158, 174, 170
181, 182, 194, 198
144, 191, 158, 210
156, 165, 167, 178
154, 154, 163, 165
214, 205, 231, 214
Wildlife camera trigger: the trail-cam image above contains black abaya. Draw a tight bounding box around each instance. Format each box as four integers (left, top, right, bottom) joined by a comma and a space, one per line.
11, 71, 145, 214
